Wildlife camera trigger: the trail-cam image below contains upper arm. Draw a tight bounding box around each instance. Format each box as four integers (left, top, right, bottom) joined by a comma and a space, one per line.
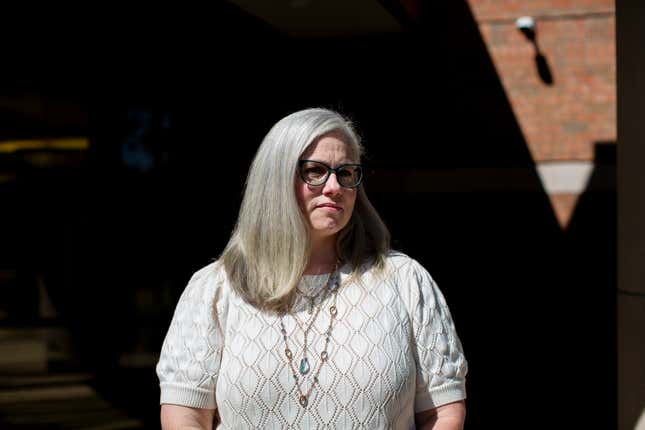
415, 400, 466, 430
156, 264, 225, 410
406, 259, 468, 412
161, 404, 216, 430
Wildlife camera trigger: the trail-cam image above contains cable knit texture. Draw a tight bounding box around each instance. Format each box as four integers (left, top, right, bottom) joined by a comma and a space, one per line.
157, 252, 467, 429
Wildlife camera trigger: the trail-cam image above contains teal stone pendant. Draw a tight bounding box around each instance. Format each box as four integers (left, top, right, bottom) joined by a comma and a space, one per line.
299, 357, 310, 375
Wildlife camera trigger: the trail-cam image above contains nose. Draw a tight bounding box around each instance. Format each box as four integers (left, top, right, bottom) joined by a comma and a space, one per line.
322, 171, 342, 196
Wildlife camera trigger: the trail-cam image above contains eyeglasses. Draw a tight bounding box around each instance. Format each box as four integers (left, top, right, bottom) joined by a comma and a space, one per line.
297, 159, 363, 188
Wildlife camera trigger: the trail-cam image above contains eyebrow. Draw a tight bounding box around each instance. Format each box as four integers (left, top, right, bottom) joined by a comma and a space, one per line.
300, 159, 360, 166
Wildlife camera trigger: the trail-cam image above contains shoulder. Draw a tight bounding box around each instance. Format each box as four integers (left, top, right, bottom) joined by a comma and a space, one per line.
351, 250, 433, 283
373, 251, 447, 308
179, 260, 230, 305
187, 260, 223, 283
381, 250, 433, 281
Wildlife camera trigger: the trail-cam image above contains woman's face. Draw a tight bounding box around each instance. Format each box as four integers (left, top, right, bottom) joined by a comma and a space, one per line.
295, 132, 358, 244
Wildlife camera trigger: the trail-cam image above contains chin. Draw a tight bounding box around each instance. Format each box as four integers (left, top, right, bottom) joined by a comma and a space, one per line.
311, 223, 344, 238
312, 227, 340, 238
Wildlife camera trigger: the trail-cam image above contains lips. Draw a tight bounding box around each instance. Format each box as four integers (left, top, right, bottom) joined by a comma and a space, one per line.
316, 203, 343, 210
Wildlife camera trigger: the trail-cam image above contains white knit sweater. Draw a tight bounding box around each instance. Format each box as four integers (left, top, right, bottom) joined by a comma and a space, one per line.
156, 252, 467, 429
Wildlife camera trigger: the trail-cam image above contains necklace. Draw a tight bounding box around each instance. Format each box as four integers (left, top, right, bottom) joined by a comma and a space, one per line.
293, 263, 337, 373
279, 270, 340, 408
297, 276, 329, 315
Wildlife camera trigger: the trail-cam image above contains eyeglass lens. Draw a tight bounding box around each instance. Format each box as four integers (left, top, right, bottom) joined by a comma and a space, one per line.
299, 160, 362, 187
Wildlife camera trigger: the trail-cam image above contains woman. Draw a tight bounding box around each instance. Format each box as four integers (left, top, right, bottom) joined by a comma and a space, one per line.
157, 108, 468, 429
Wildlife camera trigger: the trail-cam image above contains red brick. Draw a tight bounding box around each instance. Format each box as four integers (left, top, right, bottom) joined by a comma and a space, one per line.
467, 1, 615, 162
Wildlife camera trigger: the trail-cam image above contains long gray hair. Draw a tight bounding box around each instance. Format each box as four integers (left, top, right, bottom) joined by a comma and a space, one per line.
220, 108, 390, 311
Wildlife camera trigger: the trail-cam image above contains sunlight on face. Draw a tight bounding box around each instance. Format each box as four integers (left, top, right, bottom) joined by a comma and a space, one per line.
295, 132, 358, 244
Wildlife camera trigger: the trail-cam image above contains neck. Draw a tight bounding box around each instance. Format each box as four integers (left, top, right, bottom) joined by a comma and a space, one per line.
305, 235, 337, 275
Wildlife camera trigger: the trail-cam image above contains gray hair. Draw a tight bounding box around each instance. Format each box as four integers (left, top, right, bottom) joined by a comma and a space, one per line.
220, 108, 390, 311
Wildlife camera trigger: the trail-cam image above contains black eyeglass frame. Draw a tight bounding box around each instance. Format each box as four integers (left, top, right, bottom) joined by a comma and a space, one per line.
297, 159, 364, 188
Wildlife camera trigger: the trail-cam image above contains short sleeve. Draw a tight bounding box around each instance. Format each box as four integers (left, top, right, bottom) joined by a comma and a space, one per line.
156, 263, 224, 409
407, 259, 468, 412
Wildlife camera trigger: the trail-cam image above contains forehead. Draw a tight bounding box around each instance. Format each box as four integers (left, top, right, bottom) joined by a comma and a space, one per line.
300, 131, 359, 162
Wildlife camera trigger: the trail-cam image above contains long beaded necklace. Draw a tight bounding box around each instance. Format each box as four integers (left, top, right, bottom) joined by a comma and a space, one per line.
296, 285, 324, 315
279, 269, 340, 408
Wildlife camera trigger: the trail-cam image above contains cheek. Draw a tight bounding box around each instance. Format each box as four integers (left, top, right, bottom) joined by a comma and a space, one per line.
295, 182, 314, 210
348, 191, 357, 210
343, 192, 358, 219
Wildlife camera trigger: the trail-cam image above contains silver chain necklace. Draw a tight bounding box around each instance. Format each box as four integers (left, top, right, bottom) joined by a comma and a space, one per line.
279, 270, 339, 408
296, 285, 325, 315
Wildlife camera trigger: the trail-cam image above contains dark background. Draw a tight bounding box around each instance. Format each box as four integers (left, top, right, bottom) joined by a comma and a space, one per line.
0, 1, 616, 428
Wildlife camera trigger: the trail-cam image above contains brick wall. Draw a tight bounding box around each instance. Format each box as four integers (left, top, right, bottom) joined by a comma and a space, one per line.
468, 0, 615, 162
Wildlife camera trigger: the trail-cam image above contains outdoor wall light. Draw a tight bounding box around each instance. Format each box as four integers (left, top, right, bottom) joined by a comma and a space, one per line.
515, 15, 553, 85
516, 16, 536, 41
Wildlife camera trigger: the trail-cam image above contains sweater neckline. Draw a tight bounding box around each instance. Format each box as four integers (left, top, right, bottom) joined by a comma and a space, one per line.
298, 263, 347, 295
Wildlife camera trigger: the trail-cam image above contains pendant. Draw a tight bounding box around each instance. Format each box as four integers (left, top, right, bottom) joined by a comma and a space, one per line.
299, 395, 308, 407
299, 357, 310, 375
308, 298, 314, 315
